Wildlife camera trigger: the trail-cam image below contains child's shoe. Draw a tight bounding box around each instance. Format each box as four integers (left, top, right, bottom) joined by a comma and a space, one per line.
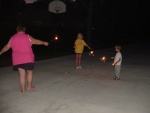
116, 78, 120, 80
76, 66, 79, 69
78, 66, 82, 69
114, 77, 120, 80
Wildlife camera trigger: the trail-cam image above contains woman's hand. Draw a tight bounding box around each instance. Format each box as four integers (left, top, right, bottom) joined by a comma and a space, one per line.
44, 42, 49, 46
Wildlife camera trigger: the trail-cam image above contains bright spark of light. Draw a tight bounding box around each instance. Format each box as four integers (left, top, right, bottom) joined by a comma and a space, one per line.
89, 51, 94, 56
100, 56, 106, 62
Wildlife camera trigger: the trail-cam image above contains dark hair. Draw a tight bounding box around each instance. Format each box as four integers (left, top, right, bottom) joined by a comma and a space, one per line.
16, 25, 26, 32
115, 45, 121, 51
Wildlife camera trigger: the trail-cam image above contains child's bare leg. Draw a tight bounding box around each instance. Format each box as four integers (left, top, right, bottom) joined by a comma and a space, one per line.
78, 54, 82, 66
76, 54, 79, 67
27, 70, 35, 91
18, 68, 26, 93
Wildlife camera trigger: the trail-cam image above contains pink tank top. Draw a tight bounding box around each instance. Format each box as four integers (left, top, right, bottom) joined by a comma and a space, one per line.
10, 32, 35, 65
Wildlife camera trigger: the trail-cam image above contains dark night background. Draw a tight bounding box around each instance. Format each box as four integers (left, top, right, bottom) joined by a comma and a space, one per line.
0, 0, 149, 67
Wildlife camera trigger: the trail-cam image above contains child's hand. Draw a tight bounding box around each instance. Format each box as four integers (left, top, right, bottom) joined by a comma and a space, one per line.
111, 57, 114, 59
112, 62, 115, 66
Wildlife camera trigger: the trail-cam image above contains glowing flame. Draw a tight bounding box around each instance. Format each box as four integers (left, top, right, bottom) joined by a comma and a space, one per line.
100, 56, 106, 62
90, 51, 94, 54
89, 51, 94, 56
102, 56, 106, 60
50, 35, 59, 43
54, 36, 58, 40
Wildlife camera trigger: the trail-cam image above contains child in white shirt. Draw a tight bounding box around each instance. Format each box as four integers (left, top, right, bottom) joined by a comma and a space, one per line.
111, 45, 122, 80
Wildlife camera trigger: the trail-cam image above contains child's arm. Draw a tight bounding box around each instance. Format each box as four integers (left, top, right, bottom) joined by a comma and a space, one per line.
0, 40, 11, 55
113, 58, 121, 65
111, 57, 115, 59
86, 44, 91, 50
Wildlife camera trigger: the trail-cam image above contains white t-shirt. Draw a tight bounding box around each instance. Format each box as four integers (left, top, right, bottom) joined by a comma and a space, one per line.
114, 52, 122, 65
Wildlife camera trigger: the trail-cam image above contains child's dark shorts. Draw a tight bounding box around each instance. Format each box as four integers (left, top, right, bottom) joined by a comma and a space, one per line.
13, 63, 35, 71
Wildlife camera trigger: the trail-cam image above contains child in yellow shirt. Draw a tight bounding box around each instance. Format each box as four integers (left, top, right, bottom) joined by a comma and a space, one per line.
74, 33, 91, 69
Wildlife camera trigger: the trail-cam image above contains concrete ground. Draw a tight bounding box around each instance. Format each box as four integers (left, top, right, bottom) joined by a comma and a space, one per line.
0, 42, 150, 113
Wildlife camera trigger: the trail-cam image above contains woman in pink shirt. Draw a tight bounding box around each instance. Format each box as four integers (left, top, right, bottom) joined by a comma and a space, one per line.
0, 25, 49, 93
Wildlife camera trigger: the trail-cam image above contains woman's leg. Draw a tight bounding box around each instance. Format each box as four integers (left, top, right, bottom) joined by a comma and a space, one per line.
18, 68, 26, 93
26, 70, 35, 91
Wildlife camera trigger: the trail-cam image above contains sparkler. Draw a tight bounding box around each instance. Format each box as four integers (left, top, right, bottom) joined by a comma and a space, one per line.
100, 56, 106, 62
50, 35, 59, 43
54, 35, 58, 40
89, 50, 94, 56
111, 57, 115, 66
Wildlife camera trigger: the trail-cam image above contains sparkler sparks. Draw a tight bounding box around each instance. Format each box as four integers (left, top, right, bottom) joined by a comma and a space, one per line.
100, 56, 106, 62
50, 35, 59, 43
89, 50, 94, 56
54, 36, 58, 40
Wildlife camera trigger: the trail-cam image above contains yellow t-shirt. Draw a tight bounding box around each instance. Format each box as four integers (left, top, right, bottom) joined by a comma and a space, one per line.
74, 39, 86, 53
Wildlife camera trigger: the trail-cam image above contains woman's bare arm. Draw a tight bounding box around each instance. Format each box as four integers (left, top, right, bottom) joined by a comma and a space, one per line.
0, 40, 11, 55
29, 35, 49, 46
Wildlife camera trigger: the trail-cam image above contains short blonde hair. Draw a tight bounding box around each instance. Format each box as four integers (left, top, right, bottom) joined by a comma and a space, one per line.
16, 25, 26, 32
77, 33, 83, 39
